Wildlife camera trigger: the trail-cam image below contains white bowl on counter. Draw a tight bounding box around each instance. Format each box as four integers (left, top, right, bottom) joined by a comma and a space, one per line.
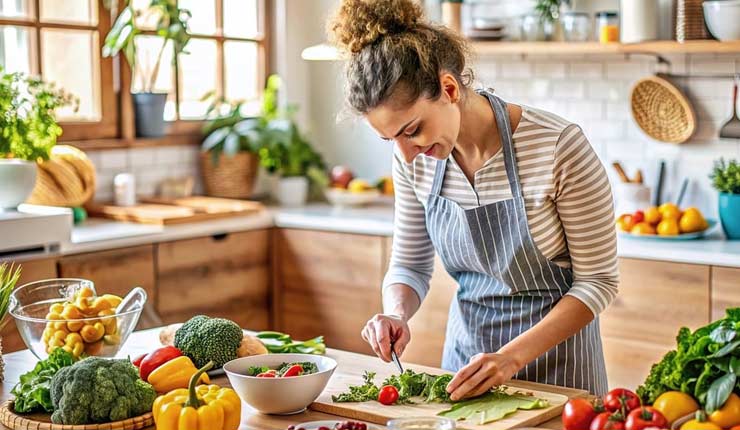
223, 353, 337, 415
704, 0, 740, 41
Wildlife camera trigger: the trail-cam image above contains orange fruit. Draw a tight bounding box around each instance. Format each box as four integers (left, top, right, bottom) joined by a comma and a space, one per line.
679, 207, 708, 233
644, 206, 662, 225
631, 222, 656, 235
616, 214, 636, 232
659, 203, 682, 220
657, 218, 680, 236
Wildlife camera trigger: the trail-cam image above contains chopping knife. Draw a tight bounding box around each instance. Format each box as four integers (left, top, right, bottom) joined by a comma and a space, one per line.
390, 342, 404, 374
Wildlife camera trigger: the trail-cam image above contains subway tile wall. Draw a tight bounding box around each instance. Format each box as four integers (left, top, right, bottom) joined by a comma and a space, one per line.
476, 53, 740, 219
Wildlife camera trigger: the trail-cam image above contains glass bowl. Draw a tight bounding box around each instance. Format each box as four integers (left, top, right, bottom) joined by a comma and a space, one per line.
9, 278, 146, 360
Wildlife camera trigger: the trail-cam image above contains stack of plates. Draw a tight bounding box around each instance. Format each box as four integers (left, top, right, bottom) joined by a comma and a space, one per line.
466, 17, 507, 40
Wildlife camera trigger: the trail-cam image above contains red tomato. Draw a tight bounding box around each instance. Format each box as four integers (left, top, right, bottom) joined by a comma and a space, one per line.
563, 398, 602, 430
257, 370, 277, 378
282, 364, 304, 377
132, 353, 147, 368
625, 407, 668, 430
632, 211, 645, 224
139, 346, 182, 381
591, 412, 626, 430
604, 388, 641, 414
378, 385, 399, 405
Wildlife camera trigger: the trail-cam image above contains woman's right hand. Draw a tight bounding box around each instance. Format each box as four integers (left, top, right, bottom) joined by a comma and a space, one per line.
361, 314, 411, 362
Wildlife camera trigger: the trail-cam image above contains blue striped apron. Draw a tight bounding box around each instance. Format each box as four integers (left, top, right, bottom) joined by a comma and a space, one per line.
426, 91, 608, 395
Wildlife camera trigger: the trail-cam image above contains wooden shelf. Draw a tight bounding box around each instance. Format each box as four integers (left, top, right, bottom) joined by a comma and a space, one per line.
67, 134, 203, 151
472, 40, 740, 56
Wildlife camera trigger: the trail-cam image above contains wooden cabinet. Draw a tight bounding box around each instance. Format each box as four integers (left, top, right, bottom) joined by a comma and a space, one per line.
156, 229, 270, 330
58, 245, 157, 330
0, 258, 57, 353
711, 266, 740, 321
273, 229, 384, 355
600, 258, 711, 389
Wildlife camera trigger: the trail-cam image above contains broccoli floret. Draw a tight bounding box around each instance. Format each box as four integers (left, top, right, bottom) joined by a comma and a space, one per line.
173, 315, 243, 368
50, 357, 156, 425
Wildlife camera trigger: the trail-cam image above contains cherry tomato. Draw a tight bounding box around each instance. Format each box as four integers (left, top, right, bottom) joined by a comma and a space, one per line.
604, 389, 641, 414
282, 364, 304, 377
132, 353, 147, 368
591, 412, 626, 430
625, 407, 668, 430
378, 385, 399, 405
632, 211, 645, 224
563, 398, 602, 430
257, 370, 278, 378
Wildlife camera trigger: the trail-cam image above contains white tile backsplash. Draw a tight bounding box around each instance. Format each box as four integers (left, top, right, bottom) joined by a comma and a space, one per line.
569, 62, 604, 78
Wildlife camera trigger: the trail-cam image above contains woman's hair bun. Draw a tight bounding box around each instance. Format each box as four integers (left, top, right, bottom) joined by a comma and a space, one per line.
328, 0, 424, 54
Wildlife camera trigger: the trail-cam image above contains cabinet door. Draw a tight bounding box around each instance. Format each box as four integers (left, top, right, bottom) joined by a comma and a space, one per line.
0, 258, 57, 353
157, 229, 270, 330
600, 258, 710, 389
711, 266, 740, 321
58, 245, 157, 329
274, 229, 384, 355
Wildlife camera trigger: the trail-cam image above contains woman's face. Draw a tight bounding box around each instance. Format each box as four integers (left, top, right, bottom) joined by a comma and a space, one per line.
365, 75, 461, 163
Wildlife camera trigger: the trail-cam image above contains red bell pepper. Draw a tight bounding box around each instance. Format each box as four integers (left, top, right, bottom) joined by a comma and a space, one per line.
139, 345, 183, 381
132, 353, 147, 368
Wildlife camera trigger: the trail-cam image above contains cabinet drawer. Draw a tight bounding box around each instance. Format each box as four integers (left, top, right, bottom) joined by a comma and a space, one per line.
601, 335, 670, 390
711, 266, 740, 321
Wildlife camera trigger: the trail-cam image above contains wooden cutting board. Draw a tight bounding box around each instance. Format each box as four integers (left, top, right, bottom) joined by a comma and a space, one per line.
87, 197, 263, 225
310, 362, 588, 430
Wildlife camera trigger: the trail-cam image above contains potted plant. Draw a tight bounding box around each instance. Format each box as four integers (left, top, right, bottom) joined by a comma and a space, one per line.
0, 263, 21, 381
103, 0, 191, 137
711, 158, 740, 240
0, 68, 75, 209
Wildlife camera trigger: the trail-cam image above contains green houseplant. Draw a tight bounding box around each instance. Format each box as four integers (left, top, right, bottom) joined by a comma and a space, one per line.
0, 68, 75, 209
710, 158, 740, 239
103, 0, 191, 137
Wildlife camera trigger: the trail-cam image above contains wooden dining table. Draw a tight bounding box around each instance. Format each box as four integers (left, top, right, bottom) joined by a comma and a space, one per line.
0, 328, 568, 429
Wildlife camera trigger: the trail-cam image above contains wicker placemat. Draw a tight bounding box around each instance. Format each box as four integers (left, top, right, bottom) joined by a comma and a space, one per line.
0, 401, 154, 430
631, 75, 696, 144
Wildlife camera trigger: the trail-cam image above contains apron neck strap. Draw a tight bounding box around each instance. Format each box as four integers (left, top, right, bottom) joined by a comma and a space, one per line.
431, 157, 447, 197
481, 91, 524, 201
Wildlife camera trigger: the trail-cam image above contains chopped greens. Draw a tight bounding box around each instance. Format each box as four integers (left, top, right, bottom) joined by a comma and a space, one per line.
438, 388, 549, 425
246, 361, 319, 377
332, 371, 380, 402
333, 369, 453, 404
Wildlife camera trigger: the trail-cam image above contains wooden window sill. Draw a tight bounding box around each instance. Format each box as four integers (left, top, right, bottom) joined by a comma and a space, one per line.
68, 134, 203, 151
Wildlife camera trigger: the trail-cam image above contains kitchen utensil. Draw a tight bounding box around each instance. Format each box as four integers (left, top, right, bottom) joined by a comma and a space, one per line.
676, 178, 690, 207
612, 162, 630, 182
223, 353, 337, 415
295, 421, 382, 430
115, 286, 147, 314
8, 279, 145, 360
654, 161, 666, 206
633, 169, 644, 184
618, 219, 718, 240
676, 0, 710, 42
388, 417, 456, 430
0, 401, 153, 430
390, 342, 404, 374
620, 0, 658, 43
719, 77, 740, 139
703, 1, 740, 41
631, 75, 696, 144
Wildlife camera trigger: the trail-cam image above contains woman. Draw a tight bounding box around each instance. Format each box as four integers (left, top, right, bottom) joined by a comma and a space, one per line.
329, 0, 618, 398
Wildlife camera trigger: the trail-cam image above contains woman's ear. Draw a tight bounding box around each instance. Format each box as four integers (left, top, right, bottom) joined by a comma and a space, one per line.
440, 73, 460, 104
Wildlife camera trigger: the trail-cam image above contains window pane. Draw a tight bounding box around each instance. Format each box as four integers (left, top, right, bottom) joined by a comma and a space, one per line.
40, 0, 97, 25
224, 41, 259, 108
0, 0, 30, 19
177, 38, 216, 119
178, 0, 216, 36
224, 0, 259, 38
0, 25, 32, 74
132, 35, 174, 93
41, 29, 100, 121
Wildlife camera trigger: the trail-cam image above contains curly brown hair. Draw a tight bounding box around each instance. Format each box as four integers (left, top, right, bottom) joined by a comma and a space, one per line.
328, 0, 474, 115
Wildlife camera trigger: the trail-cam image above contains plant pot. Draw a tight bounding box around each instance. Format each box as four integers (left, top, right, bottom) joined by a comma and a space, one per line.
719, 192, 740, 240
274, 176, 309, 207
0, 159, 37, 210
132, 92, 168, 138
199, 152, 259, 199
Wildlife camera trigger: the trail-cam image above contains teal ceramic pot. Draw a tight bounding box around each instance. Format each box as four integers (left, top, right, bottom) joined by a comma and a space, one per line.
719, 192, 740, 240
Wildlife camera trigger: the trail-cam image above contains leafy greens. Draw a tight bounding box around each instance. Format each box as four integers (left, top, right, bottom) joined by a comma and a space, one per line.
246, 361, 319, 376
438, 388, 549, 425
11, 348, 76, 413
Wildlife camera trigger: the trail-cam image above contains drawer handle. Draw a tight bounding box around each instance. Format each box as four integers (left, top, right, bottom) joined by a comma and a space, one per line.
212, 233, 229, 241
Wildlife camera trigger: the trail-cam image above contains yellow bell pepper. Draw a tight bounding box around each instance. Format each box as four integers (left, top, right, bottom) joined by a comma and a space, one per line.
681, 411, 723, 430
147, 355, 210, 393
709, 393, 740, 429
152, 361, 241, 430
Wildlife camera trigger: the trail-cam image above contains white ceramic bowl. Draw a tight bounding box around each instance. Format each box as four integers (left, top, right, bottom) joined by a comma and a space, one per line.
223, 353, 337, 415
0, 159, 37, 209
704, 1, 740, 41
325, 188, 380, 207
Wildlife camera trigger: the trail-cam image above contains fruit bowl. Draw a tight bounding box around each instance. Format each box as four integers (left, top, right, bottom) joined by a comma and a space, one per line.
9, 278, 146, 360
325, 187, 381, 207
618, 219, 718, 240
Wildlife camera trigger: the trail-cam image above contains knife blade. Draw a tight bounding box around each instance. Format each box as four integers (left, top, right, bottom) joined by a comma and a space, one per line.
390, 342, 404, 374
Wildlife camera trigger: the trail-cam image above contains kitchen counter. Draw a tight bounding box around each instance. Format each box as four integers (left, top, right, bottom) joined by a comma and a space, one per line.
0, 328, 568, 430
59, 203, 740, 268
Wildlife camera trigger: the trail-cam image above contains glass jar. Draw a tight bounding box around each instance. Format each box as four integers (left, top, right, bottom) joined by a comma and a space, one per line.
561, 12, 591, 41
520, 14, 553, 41
595, 11, 619, 43
387, 417, 456, 430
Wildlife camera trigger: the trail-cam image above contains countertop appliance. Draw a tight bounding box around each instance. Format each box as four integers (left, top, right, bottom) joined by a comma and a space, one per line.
0, 204, 72, 259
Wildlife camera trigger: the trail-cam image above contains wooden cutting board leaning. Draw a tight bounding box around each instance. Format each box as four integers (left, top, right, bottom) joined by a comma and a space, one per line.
86, 197, 264, 225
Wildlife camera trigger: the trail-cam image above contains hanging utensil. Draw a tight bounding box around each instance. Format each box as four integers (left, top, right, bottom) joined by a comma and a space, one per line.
719, 75, 740, 139
612, 162, 630, 182
654, 160, 665, 206
676, 178, 690, 207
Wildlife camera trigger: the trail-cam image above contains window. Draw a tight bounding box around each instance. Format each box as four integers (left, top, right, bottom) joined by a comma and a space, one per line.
0, 0, 117, 140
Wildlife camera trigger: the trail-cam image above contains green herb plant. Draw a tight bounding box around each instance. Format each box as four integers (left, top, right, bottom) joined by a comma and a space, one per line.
0, 263, 21, 326
0, 68, 76, 161
11, 348, 77, 413
710, 158, 740, 195
534, 0, 563, 23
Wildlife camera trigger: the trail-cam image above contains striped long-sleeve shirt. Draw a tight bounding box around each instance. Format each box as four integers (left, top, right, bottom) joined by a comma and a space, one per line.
382, 104, 619, 316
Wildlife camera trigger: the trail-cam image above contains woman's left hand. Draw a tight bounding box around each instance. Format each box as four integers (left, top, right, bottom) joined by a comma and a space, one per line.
446, 352, 521, 401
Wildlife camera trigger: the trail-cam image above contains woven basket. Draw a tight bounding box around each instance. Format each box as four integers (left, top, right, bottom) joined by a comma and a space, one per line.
675, 0, 709, 41
199, 152, 259, 199
631, 75, 696, 144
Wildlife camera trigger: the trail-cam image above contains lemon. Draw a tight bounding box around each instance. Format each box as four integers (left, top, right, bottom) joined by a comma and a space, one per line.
631, 222, 656, 235
657, 218, 680, 236
679, 207, 708, 233
644, 206, 662, 225
659, 203, 682, 220
348, 179, 372, 193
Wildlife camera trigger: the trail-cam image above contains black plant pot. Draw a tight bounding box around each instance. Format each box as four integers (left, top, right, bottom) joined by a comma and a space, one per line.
132, 92, 168, 138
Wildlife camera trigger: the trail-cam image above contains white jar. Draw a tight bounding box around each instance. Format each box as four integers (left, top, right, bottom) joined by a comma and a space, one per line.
615, 182, 652, 215
620, 0, 659, 43
114, 173, 137, 206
